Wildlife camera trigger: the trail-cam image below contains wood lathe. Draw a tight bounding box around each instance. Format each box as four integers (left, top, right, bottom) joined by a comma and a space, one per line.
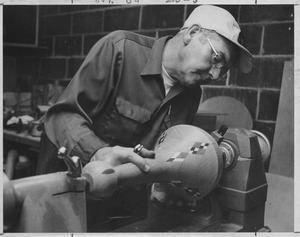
3, 124, 270, 232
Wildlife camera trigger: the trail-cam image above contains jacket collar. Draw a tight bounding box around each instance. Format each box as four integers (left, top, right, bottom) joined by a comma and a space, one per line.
140, 36, 171, 76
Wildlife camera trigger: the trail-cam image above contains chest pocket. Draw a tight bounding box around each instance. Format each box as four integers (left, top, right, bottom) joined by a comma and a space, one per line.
116, 97, 151, 123
95, 96, 152, 146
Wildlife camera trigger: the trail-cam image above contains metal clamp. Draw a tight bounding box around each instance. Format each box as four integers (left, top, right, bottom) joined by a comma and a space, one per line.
58, 147, 82, 178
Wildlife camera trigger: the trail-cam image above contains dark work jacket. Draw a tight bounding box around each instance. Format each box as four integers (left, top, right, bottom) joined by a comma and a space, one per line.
37, 30, 201, 174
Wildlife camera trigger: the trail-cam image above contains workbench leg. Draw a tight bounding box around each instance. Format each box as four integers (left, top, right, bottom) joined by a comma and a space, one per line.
5, 150, 19, 180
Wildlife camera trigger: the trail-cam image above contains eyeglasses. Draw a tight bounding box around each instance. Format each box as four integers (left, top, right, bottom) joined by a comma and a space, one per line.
200, 28, 229, 79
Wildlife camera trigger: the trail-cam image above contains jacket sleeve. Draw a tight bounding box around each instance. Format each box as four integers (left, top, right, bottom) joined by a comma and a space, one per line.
44, 36, 119, 165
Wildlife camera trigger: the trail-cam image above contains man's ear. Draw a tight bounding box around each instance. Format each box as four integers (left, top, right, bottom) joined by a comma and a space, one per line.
183, 24, 201, 45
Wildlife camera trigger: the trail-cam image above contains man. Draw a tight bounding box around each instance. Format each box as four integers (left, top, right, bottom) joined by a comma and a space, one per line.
37, 5, 253, 231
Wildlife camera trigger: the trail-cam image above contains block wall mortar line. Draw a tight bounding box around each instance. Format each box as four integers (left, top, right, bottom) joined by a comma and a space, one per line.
101, 9, 105, 32
256, 88, 262, 120
36, 6, 40, 48
140, 27, 182, 32
183, 5, 187, 23
65, 57, 68, 79
237, 5, 241, 23
240, 21, 294, 26
254, 119, 277, 124
259, 25, 265, 55
42, 5, 138, 17
52, 37, 56, 57
202, 85, 281, 91
260, 88, 282, 92
138, 5, 143, 31
79, 35, 83, 56
44, 55, 72, 60
46, 27, 182, 37
63, 55, 85, 59
66, 58, 70, 80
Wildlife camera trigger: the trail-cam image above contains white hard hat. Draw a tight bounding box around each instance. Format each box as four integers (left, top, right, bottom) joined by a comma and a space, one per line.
182, 5, 253, 73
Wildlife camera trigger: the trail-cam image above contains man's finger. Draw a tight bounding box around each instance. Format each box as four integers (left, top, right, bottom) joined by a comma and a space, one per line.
125, 150, 151, 172
139, 148, 155, 159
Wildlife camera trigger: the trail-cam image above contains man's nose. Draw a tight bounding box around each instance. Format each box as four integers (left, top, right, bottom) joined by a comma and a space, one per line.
208, 68, 221, 80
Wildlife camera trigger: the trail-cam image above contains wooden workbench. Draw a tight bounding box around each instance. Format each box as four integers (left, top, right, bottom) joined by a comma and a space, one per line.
3, 129, 41, 150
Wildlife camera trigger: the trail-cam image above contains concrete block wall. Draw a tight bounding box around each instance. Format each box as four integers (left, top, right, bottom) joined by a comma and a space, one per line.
13, 4, 294, 170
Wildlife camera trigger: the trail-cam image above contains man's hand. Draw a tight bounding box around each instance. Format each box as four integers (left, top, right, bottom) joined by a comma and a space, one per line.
90, 146, 155, 172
